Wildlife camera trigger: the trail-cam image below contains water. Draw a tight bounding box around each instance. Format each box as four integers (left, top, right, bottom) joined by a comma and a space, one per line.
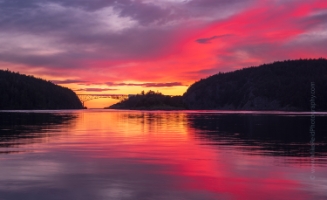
0, 110, 327, 200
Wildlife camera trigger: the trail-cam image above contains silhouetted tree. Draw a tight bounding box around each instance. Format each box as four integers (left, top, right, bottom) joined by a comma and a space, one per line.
108, 90, 186, 110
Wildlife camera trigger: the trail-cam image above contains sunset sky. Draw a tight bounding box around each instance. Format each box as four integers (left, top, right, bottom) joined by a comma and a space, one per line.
1, 0, 327, 107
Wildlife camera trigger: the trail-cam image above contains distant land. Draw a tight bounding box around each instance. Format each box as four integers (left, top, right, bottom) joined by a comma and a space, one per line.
108, 90, 185, 110
0, 70, 83, 110
109, 59, 327, 111
183, 58, 327, 111
1, 59, 326, 111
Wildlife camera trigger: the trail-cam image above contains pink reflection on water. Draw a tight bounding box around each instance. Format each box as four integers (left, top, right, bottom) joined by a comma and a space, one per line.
0, 110, 326, 199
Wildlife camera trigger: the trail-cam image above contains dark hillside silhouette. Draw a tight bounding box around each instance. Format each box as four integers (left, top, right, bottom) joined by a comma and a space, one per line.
108, 90, 186, 110
183, 58, 327, 111
0, 70, 83, 109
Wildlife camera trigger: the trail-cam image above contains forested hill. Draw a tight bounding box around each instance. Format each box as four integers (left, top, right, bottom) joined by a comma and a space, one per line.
0, 70, 83, 110
108, 91, 185, 110
183, 59, 327, 111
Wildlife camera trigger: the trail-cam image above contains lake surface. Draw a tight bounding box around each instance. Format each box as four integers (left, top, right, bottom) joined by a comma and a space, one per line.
0, 110, 327, 200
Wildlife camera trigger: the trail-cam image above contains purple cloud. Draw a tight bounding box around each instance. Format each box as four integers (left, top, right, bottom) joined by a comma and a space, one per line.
0, 0, 326, 86
51, 79, 89, 84
196, 34, 233, 44
0, 0, 253, 70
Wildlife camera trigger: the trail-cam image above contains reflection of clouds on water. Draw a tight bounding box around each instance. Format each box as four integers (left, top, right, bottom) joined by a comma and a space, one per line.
100, 184, 133, 200
187, 113, 327, 158
0, 110, 327, 200
0, 112, 77, 151
0, 160, 63, 184
312, 179, 327, 199
301, 179, 327, 200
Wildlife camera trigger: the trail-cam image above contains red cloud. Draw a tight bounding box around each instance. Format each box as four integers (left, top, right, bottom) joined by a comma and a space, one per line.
5, 0, 327, 97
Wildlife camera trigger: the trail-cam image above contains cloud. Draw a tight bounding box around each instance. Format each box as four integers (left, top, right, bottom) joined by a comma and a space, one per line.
1, 0, 327, 97
187, 68, 221, 76
105, 82, 185, 87
185, 0, 255, 21
51, 79, 89, 84
0, 0, 252, 69
75, 88, 118, 92
143, 82, 185, 87
196, 34, 232, 44
196, 36, 219, 44
187, 0, 253, 7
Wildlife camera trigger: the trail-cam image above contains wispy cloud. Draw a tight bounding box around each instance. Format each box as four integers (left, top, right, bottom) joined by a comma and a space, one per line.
0, 0, 326, 96
196, 34, 232, 44
51, 79, 88, 84
105, 82, 185, 87
75, 88, 118, 92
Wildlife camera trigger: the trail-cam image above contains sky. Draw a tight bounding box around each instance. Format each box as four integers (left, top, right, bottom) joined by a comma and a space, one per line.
1, 0, 327, 107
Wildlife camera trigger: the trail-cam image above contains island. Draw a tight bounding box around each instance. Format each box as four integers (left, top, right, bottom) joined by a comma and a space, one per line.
107, 90, 186, 110
0, 69, 83, 110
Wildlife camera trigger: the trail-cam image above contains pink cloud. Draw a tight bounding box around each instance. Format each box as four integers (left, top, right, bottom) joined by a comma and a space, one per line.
1, 0, 326, 95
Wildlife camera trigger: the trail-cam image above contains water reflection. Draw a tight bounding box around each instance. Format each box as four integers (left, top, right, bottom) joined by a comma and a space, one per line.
188, 114, 327, 157
0, 112, 77, 153
0, 110, 326, 200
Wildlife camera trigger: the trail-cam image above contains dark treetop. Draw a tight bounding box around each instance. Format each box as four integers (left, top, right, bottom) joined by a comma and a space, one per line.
0, 70, 83, 110
108, 90, 186, 110
183, 58, 327, 111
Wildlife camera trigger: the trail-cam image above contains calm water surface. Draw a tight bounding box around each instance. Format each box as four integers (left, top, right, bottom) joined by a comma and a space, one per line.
0, 110, 327, 200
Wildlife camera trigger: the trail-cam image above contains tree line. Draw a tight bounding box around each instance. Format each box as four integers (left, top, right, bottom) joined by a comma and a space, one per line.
183, 58, 327, 111
0, 69, 83, 109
